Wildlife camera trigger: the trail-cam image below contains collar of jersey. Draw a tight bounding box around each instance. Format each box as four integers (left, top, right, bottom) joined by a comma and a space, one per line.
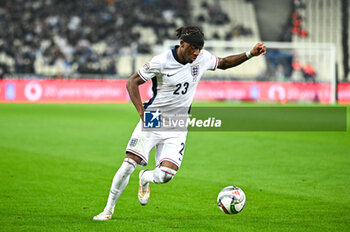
172, 45, 187, 65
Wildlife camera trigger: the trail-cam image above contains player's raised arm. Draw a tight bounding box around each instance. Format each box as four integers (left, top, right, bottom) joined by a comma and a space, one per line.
126, 73, 145, 120
217, 43, 266, 70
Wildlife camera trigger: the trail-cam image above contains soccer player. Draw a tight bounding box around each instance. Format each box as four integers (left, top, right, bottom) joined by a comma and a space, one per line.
93, 26, 266, 221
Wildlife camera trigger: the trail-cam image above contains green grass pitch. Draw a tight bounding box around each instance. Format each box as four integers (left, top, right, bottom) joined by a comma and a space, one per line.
0, 103, 349, 232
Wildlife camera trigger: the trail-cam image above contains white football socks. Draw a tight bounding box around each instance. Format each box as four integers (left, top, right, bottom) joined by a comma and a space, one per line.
141, 166, 177, 184
104, 158, 137, 214
141, 169, 155, 184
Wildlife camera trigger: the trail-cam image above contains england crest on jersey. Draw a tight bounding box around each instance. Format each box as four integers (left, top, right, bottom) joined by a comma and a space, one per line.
191, 65, 199, 82
129, 138, 138, 147
143, 63, 151, 72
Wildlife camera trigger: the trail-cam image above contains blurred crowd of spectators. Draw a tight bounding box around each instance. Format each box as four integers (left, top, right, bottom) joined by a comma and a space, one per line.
291, 0, 308, 37
196, 1, 252, 41
196, 1, 230, 25
0, 0, 190, 76
278, 0, 308, 41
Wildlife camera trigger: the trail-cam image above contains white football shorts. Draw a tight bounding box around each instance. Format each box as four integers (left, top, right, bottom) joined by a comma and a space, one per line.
126, 120, 187, 168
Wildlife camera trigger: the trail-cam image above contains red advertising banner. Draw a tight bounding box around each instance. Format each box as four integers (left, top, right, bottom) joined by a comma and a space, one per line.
0, 79, 341, 104
195, 81, 332, 104
0, 79, 130, 103
337, 83, 350, 104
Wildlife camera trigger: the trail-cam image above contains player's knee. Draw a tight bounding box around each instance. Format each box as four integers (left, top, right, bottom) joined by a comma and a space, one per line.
126, 152, 142, 165
154, 166, 177, 184
123, 158, 137, 174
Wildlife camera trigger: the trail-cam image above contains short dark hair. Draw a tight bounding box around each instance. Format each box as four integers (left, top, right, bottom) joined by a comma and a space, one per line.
176, 26, 204, 47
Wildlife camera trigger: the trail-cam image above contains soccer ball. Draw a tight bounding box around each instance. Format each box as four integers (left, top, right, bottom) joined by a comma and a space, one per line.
217, 186, 246, 214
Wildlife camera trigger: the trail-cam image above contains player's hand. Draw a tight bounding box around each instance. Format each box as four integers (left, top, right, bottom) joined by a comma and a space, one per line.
251, 43, 266, 56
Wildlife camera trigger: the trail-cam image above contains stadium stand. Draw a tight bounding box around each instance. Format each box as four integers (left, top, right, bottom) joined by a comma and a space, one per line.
0, 0, 347, 82
0, 0, 190, 77
0, 0, 260, 78
191, 0, 259, 42
190, 0, 265, 80
291, 0, 345, 82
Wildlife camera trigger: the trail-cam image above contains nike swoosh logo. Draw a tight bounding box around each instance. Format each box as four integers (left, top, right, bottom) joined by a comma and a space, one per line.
166, 73, 176, 77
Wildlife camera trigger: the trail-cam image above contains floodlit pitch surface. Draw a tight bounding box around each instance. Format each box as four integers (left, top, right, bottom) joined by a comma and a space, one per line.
0, 103, 349, 232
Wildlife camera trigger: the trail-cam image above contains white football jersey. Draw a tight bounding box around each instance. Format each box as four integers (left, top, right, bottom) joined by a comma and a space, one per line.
138, 46, 218, 111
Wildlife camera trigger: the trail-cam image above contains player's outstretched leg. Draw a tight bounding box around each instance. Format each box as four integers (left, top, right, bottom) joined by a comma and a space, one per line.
93, 157, 138, 221
138, 166, 177, 205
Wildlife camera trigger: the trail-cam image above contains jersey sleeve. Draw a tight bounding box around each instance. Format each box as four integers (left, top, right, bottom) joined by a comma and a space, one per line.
202, 50, 219, 71
137, 56, 162, 82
